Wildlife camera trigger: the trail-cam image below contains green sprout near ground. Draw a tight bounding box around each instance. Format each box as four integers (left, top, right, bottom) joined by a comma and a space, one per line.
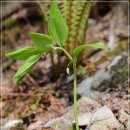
5, 1, 109, 130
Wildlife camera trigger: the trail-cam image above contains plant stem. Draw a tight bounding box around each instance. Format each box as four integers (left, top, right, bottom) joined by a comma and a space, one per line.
54, 47, 73, 61
73, 62, 79, 130
55, 46, 79, 130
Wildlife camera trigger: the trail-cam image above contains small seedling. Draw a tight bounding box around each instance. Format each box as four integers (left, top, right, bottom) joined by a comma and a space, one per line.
5, 1, 109, 130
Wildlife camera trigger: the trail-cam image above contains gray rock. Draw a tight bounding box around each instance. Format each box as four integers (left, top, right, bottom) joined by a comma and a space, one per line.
77, 77, 93, 97
43, 98, 120, 130
72, 106, 120, 130
1, 120, 23, 130
91, 69, 111, 91
77, 52, 128, 96
44, 97, 99, 130
77, 69, 111, 97
108, 53, 128, 87
44, 117, 72, 130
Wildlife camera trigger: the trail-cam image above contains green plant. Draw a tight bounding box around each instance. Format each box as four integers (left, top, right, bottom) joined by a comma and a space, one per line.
37, 0, 92, 79
5, 1, 109, 130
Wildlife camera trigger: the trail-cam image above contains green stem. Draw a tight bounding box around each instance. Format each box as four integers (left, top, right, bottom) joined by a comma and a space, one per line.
54, 47, 73, 61
73, 62, 79, 130
55, 46, 79, 130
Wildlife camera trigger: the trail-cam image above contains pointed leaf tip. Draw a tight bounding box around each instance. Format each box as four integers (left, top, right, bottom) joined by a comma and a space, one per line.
5, 47, 42, 60
48, 0, 68, 46
13, 53, 43, 83
30, 32, 53, 51
73, 43, 109, 60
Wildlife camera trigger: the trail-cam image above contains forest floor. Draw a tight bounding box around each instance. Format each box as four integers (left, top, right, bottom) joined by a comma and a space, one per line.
1, 2, 129, 130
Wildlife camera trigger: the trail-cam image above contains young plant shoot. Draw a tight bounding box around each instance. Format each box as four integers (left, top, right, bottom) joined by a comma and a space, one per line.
5, 1, 109, 130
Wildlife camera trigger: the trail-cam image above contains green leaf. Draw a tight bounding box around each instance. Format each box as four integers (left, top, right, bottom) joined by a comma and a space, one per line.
30, 32, 53, 51
48, 0, 68, 47
73, 43, 109, 60
5, 47, 42, 60
14, 53, 42, 83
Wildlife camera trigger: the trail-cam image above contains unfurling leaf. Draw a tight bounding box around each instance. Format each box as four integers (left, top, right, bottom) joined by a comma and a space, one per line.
30, 32, 53, 51
48, 0, 68, 47
73, 43, 109, 60
5, 47, 42, 60
14, 53, 43, 83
